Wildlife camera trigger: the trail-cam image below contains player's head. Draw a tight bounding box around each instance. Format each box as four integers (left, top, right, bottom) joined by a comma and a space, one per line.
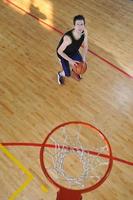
73, 15, 85, 25
73, 15, 85, 33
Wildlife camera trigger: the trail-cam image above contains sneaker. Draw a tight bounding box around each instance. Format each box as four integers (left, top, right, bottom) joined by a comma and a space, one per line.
76, 74, 82, 80
57, 72, 64, 85
71, 70, 82, 81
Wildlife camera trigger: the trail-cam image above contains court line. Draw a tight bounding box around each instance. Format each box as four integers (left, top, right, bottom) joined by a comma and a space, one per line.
0, 144, 34, 199
1, 142, 133, 166
0, 144, 48, 199
5, 0, 133, 78
41, 184, 48, 193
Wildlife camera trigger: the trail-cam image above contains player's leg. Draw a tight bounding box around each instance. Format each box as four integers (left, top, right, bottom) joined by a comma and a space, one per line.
57, 58, 71, 85
71, 52, 83, 80
72, 51, 83, 62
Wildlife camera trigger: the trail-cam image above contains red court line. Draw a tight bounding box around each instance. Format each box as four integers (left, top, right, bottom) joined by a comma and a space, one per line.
6, 0, 133, 78
1, 142, 133, 166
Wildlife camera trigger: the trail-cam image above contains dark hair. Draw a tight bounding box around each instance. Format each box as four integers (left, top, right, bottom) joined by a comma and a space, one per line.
73, 15, 85, 25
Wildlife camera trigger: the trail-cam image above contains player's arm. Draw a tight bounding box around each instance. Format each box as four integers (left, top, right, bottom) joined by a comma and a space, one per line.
57, 35, 79, 66
82, 28, 88, 63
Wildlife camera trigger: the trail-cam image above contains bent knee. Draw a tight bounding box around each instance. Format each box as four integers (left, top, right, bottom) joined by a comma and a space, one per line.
65, 72, 71, 77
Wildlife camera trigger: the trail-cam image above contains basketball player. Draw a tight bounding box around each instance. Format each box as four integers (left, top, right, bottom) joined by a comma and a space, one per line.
56, 15, 88, 85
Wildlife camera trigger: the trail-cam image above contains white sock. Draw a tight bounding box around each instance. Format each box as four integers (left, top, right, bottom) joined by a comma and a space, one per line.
59, 71, 65, 77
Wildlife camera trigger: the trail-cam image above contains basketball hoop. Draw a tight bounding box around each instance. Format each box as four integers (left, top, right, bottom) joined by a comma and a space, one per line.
40, 121, 113, 200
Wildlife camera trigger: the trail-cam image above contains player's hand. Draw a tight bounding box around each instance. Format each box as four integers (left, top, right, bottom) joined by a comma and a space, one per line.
69, 60, 80, 67
83, 61, 87, 66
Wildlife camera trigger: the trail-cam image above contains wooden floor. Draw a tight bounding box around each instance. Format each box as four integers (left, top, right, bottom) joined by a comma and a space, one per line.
0, 0, 133, 199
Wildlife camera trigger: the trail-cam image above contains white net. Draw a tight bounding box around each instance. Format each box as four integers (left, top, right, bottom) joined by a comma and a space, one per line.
44, 123, 110, 190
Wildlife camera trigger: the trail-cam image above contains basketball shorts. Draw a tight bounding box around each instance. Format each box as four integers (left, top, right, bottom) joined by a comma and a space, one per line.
59, 52, 83, 77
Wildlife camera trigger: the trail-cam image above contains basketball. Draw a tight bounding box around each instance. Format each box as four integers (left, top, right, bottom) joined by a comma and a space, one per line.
73, 62, 87, 75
